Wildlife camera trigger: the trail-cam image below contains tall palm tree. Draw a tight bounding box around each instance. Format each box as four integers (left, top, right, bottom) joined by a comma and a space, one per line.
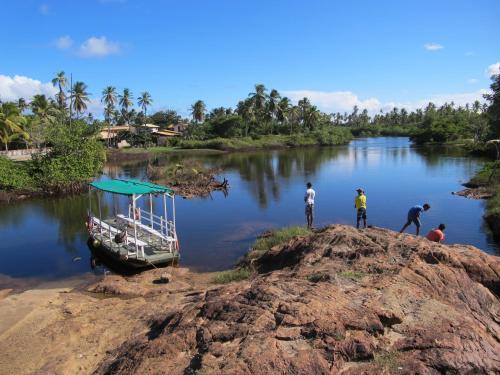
118, 88, 133, 124
137, 91, 153, 117
101, 86, 117, 123
0, 102, 28, 151
71, 81, 90, 119
248, 84, 267, 111
277, 97, 291, 132
190, 100, 206, 123
51, 71, 68, 109
267, 89, 281, 119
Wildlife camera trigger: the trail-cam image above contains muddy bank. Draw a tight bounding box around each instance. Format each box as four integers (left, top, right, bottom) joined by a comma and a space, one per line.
452, 187, 495, 199
0, 182, 89, 204
2, 225, 498, 374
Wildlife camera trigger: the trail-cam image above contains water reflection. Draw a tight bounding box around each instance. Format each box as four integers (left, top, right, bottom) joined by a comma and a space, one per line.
0, 137, 498, 285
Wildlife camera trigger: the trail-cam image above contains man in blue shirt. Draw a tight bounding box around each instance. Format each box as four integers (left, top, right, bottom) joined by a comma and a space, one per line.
399, 203, 431, 236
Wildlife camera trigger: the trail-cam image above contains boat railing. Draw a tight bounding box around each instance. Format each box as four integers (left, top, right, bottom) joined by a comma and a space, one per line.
127, 205, 176, 240
90, 216, 145, 258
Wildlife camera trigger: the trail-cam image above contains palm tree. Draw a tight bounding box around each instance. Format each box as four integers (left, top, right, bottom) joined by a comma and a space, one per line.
277, 97, 291, 132
248, 84, 267, 111
101, 86, 117, 123
236, 98, 255, 136
119, 88, 133, 124
71, 81, 90, 119
0, 102, 28, 151
267, 89, 281, 119
137, 92, 153, 117
51, 71, 68, 109
190, 100, 206, 123
17, 98, 28, 113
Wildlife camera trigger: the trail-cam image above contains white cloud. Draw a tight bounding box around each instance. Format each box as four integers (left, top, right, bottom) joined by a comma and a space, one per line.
282, 89, 488, 114
78, 36, 122, 57
0, 75, 57, 102
465, 51, 474, 56
55, 35, 73, 49
467, 78, 478, 84
39, 3, 49, 15
283, 90, 381, 113
424, 43, 444, 51
487, 62, 500, 77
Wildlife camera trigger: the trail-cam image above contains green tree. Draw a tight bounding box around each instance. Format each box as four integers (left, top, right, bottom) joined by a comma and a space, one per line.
248, 84, 267, 114
51, 71, 68, 110
191, 100, 206, 123
31, 95, 58, 123
71, 81, 90, 119
484, 74, 500, 138
0, 102, 28, 151
137, 91, 153, 117
119, 88, 133, 124
101, 86, 117, 124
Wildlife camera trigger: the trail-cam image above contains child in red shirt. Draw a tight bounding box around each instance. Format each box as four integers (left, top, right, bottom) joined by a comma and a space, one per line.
427, 224, 446, 243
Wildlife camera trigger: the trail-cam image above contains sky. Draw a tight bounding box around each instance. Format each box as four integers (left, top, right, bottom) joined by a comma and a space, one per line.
0, 0, 499, 117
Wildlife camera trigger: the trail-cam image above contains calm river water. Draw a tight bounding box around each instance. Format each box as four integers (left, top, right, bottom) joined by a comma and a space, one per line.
1, 137, 498, 288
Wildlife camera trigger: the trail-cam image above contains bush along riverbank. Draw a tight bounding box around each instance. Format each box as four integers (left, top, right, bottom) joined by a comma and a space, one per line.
455, 160, 500, 237
0, 121, 105, 203
178, 128, 353, 151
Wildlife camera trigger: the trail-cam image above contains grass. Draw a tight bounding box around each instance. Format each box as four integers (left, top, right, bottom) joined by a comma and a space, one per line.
178, 130, 353, 151
212, 267, 252, 284
247, 226, 312, 260
373, 351, 402, 374
466, 161, 500, 236
337, 271, 368, 281
486, 187, 500, 216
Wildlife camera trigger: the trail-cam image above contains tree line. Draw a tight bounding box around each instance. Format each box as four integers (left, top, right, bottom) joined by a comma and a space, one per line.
1, 71, 499, 152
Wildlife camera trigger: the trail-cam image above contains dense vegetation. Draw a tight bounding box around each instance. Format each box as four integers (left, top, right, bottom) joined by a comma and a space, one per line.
1, 71, 500, 193
0, 71, 105, 197
180, 77, 500, 151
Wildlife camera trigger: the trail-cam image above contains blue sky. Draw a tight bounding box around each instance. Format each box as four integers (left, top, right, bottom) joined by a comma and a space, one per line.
0, 0, 499, 117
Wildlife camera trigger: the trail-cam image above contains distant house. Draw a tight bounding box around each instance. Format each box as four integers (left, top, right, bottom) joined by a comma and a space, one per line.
130, 124, 160, 134
99, 125, 131, 140
166, 123, 189, 135
156, 129, 181, 137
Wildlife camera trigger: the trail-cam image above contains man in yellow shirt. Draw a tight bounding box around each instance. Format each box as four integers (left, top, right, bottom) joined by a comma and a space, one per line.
354, 188, 367, 229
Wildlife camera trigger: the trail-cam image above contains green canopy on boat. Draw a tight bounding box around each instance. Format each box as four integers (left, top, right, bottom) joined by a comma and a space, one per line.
90, 179, 174, 195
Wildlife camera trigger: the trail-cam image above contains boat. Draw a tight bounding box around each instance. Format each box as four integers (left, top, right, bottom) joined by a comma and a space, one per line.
86, 179, 180, 269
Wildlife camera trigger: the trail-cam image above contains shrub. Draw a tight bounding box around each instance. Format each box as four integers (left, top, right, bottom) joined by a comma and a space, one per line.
0, 157, 36, 191
212, 267, 251, 284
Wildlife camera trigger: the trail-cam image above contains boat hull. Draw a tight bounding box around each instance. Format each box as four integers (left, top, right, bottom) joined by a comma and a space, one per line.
87, 236, 179, 271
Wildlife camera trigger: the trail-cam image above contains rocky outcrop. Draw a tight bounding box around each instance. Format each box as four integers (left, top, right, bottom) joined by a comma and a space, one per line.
94, 225, 500, 375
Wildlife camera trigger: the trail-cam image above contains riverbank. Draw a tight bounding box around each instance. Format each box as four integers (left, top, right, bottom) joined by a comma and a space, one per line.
455, 160, 500, 237
1, 225, 498, 374
108, 131, 353, 161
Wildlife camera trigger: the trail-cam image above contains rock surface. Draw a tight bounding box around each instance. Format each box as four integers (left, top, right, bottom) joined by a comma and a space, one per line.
94, 225, 500, 375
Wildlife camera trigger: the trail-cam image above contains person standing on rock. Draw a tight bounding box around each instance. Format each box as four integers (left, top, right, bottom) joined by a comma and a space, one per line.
304, 182, 315, 228
427, 223, 446, 243
399, 203, 430, 236
354, 188, 367, 229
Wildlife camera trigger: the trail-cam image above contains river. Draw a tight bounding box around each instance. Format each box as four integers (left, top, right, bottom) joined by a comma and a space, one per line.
1, 137, 498, 288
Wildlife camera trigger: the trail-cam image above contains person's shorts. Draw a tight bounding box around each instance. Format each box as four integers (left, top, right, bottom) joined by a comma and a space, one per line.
357, 208, 367, 219
305, 204, 314, 216
405, 215, 421, 227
